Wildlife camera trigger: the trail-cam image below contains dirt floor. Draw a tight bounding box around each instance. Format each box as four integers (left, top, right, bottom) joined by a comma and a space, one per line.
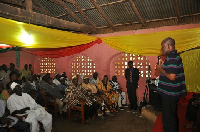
51, 107, 154, 132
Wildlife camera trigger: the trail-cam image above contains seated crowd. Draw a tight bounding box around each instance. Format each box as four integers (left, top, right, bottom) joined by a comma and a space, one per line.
0, 63, 127, 132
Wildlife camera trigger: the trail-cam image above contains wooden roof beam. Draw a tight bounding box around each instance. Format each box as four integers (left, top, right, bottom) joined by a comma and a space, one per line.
173, 0, 181, 23
0, 0, 48, 15
128, 0, 145, 27
56, 0, 128, 17
32, 0, 49, 15
0, 2, 96, 33
68, 0, 96, 27
49, 0, 83, 24
26, 0, 32, 12
90, 0, 113, 26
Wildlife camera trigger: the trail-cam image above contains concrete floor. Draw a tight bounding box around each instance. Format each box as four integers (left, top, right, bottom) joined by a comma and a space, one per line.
51, 108, 154, 132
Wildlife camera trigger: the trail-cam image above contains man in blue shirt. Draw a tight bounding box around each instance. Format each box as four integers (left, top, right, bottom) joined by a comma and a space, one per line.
156, 37, 186, 132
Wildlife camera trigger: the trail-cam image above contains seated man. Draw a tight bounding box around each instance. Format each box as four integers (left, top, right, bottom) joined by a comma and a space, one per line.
81, 76, 105, 120
82, 76, 97, 94
65, 75, 99, 122
61, 72, 70, 85
23, 75, 44, 107
185, 93, 200, 129
40, 77, 64, 115
97, 75, 118, 114
0, 99, 31, 132
0, 79, 30, 132
53, 73, 61, 85
89, 72, 100, 86
58, 77, 69, 95
109, 76, 126, 110
7, 82, 52, 132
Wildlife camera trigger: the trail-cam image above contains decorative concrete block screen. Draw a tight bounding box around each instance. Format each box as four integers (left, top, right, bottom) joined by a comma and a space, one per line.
40, 57, 56, 74
72, 55, 96, 76
115, 53, 150, 78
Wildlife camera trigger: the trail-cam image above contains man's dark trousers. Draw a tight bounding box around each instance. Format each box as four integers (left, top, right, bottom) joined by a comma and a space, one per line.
127, 82, 137, 110
162, 96, 179, 132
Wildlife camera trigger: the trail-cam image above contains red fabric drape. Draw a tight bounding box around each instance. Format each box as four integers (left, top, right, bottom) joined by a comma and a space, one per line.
22, 38, 102, 58
0, 45, 13, 48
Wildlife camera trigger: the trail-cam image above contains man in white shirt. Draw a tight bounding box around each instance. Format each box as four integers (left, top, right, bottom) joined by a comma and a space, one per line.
89, 72, 100, 86
0, 80, 30, 132
7, 82, 52, 132
53, 73, 61, 85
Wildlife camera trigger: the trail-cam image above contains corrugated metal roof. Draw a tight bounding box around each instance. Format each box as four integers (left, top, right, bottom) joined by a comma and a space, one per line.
96, 0, 120, 5
74, 0, 94, 9
1, 0, 200, 34
35, 0, 67, 17
178, 0, 200, 16
134, 0, 176, 21
59, 15, 77, 23
75, 12, 92, 26
85, 9, 108, 27
101, 2, 139, 24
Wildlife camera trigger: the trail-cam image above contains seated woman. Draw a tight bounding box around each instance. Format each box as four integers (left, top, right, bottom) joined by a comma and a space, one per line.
97, 75, 118, 114
184, 93, 200, 129
109, 76, 126, 110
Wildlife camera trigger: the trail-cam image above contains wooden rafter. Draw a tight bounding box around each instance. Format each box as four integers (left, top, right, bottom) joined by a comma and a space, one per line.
128, 0, 145, 27
90, 0, 113, 26
0, 0, 25, 7
0, 0, 48, 15
66, 0, 96, 27
0, 2, 96, 33
49, 0, 83, 24
73, 0, 128, 13
56, 0, 128, 18
26, 0, 32, 11
32, 0, 49, 15
172, 0, 181, 22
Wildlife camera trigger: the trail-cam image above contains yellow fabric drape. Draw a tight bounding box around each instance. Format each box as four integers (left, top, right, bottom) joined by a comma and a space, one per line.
181, 49, 200, 93
102, 28, 200, 55
0, 17, 97, 48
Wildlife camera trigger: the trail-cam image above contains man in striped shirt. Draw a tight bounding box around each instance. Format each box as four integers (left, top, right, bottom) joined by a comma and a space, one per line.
156, 37, 186, 132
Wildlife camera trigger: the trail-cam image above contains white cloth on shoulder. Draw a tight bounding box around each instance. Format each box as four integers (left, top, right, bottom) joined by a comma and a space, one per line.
7, 93, 52, 132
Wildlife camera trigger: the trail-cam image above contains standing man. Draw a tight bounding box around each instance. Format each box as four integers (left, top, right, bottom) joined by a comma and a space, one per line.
20, 64, 31, 79
156, 37, 186, 132
125, 61, 139, 111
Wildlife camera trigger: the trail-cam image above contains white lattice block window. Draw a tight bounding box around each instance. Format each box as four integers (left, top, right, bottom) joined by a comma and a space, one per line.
114, 53, 151, 78
72, 55, 96, 76
40, 57, 56, 74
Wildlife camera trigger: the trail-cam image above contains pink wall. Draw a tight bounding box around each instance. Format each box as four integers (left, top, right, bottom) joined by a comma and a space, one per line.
0, 44, 158, 104
0, 23, 199, 104
0, 51, 37, 70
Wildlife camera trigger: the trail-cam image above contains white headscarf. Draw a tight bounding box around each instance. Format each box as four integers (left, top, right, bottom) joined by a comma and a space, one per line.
10, 82, 19, 90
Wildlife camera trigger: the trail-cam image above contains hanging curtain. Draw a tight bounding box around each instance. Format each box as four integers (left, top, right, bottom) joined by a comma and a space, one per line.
180, 49, 200, 93
22, 38, 102, 58
0, 17, 97, 48
102, 27, 200, 55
